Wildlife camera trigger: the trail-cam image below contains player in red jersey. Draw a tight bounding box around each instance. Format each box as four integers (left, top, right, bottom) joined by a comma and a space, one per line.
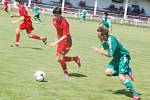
10, 0, 47, 47
50, 7, 81, 78
4, 0, 9, 12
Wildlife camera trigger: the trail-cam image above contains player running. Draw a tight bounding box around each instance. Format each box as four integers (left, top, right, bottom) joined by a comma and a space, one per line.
4, 0, 9, 13
50, 7, 81, 78
33, 3, 41, 23
92, 26, 140, 100
80, 9, 88, 23
97, 12, 112, 32
10, 0, 47, 47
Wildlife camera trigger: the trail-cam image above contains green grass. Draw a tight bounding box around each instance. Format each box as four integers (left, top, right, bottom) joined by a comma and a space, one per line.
0, 9, 150, 100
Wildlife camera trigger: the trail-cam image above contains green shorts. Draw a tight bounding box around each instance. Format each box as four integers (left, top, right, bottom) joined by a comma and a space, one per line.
107, 55, 131, 75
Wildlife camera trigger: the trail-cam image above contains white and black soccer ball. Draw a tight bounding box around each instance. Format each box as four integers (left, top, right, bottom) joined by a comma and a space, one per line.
34, 71, 45, 82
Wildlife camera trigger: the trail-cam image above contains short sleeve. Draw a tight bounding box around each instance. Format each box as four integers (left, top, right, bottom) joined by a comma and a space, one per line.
19, 6, 26, 16
108, 38, 117, 57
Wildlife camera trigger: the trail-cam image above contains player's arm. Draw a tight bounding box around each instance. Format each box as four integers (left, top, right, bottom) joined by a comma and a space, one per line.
97, 19, 103, 27
108, 20, 112, 32
50, 35, 67, 46
92, 46, 111, 57
10, 13, 20, 18
12, 16, 24, 24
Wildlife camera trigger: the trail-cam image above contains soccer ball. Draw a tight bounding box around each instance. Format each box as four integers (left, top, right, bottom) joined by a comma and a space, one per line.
34, 71, 45, 82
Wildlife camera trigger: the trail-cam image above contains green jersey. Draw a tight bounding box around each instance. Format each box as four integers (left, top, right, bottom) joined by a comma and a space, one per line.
102, 18, 112, 29
33, 6, 40, 15
81, 9, 87, 17
101, 35, 129, 59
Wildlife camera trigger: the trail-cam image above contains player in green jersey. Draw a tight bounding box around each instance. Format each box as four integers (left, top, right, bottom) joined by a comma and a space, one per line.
80, 9, 88, 23
92, 26, 140, 100
33, 3, 41, 22
97, 12, 112, 32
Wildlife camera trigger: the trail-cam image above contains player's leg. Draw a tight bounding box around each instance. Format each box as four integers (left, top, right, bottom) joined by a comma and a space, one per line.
11, 28, 22, 47
106, 59, 119, 76
126, 55, 134, 81
57, 53, 69, 78
33, 15, 38, 21
64, 56, 81, 68
4, 3, 7, 12
119, 55, 140, 100
105, 68, 114, 76
127, 67, 134, 81
119, 74, 140, 100
26, 24, 47, 45
80, 16, 83, 23
5, 3, 8, 12
83, 16, 86, 23
62, 44, 81, 68
56, 44, 69, 77
37, 13, 41, 22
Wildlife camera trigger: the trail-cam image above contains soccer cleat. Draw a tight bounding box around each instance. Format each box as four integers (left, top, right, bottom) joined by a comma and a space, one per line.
10, 44, 19, 47
64, 71, 69, 78
42, 37, 47, 45
75, 56, 81, 68
132, 92, 140, 100
127, 68, 134, 81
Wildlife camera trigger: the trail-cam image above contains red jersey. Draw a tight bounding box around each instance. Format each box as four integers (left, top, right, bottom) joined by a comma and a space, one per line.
19, 5, 31, 22
53, 17, 72, 44
4, 0, 8, 3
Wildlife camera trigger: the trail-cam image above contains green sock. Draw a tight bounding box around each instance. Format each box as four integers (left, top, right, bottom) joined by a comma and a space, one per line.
123, 79, 134, 90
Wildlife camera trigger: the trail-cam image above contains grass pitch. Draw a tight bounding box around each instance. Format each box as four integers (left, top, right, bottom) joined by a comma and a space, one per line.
0, 9, 150, 100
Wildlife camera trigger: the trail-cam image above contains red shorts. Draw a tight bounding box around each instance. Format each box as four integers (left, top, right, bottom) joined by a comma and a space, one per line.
57, 42, 72, 56
19, 21, 33, 33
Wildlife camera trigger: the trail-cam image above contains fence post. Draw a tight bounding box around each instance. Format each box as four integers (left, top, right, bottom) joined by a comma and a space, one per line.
90, 14, 93, 20
148, 18, 150, 24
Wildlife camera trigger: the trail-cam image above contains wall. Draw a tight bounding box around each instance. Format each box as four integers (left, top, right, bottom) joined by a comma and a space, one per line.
14, 0, 149, 16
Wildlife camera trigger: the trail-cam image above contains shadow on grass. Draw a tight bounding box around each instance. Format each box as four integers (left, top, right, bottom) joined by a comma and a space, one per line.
69, 73, 87, 77
37, 80, 48, 82
19, 46, 43, 50
108, 89, 142, 98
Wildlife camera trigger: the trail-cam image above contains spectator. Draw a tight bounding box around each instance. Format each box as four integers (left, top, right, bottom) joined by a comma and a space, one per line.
65, 1, 72, 8
118, 6, 124, 14
127, 6, 131, 15
79, 0, 86, 8
140, 7, 145, 15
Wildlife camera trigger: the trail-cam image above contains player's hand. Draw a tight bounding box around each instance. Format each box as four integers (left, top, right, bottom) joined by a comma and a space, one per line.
50, 41, 57, 47
10, 15, 13, 18
12, 20, 17, 24
92, 46, 101, 53
10, 13, 15, 18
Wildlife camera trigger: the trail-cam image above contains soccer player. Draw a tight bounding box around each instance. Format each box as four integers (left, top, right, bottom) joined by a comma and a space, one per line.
97, 12, 112, 32
80, 9, 88, 23
92, 26, 140, 100
50, 7, 81, 78
33, 3, 41, 22
3, 0, 9, 13
10, 0, 47, 47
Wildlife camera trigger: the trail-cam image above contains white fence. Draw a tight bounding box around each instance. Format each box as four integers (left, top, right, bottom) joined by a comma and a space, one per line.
0, 2, 150, 26
39, 4, 150, 26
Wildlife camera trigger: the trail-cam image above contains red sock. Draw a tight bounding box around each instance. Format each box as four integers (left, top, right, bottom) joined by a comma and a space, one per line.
31, 34, 42, 40
73, 56, 78, 61
16, 34, 20, 43
64, 56, 72, 62
64, 56, 78, 62
60, 59, 67, 73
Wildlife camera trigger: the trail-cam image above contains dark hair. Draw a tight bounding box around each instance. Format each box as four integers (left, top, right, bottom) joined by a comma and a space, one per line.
104, 12, 108, 16
15, 0, 21, 2
52, 7, 62, 15
97, 26, 109, 36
